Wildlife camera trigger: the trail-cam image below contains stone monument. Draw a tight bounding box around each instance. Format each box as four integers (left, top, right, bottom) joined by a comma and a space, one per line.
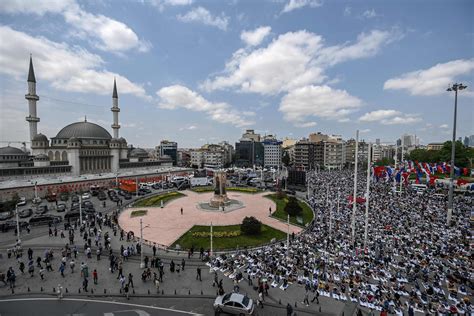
210, 170, 229, 208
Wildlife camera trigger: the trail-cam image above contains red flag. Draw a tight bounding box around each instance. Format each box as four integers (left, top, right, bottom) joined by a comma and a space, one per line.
348, 195, 366, 204
457, 179, 469, 186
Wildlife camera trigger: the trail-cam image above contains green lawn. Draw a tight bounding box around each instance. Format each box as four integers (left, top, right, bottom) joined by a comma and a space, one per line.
191, 186, 262, 194
171, 224, 286, 251
133, 192, 185, 207
130, 210, 147, 217
265, 194, 314, 227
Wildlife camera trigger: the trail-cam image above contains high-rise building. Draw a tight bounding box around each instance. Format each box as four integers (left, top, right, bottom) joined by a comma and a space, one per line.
402, 134, 416, 147
235, 140, 263, 167
344, 139, 369, 166
309, 132, 329, 143
469, 135, 474, 147
262, 135, 282, 168
293, 139, 324, 170
241, 129, 261, 142
157, 140, 178, 165
323, 139, 345, 170
190, 143, 232, 169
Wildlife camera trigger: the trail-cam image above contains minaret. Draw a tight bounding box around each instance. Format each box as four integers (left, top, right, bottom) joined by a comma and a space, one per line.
111, 78, 120, 139
25, 55, 40, 142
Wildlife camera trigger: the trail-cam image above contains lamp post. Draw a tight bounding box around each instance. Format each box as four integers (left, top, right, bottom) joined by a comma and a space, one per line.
139, 218, 150, 268
15, 203, 21, 244
446, 83, 467, 226
351, 130, 359, 246
79, 195, 83, 225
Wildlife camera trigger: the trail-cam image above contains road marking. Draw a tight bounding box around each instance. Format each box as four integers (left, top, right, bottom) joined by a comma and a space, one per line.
104, 310, 150, 316
0, 298, 203, 315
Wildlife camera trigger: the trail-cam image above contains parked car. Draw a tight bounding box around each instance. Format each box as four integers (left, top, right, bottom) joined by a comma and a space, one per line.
0, 211, 14, 221
60, 192, 69, 201
71, 195, 79, 203
29, 214, 61, 226
214, 293, 255, 315
56, 203, 67, 212
64, 211, 81, 221
32, 197, 42, 204
34, 205, 48, 215
0, 220, 28, 232
123, 193, 132, 200
17, 197, 27, 206
19, 208, 33, 218
81, 193, 91, 200
46, 193, 57, 202
98, 191, 107, 201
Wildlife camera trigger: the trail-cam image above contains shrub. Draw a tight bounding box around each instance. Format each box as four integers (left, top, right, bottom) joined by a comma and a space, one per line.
284, 196, 302, 216
240, 216, 262, 235
275, 190, 287, 200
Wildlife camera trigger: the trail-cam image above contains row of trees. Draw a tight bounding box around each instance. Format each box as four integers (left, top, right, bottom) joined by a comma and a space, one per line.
407, 141, 473, 168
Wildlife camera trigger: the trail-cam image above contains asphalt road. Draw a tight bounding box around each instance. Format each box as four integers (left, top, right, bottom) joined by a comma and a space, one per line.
0, 297, 212, 316
0, 296, 322, 316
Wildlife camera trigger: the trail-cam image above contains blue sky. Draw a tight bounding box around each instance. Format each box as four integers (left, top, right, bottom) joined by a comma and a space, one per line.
0, 0, 473, 148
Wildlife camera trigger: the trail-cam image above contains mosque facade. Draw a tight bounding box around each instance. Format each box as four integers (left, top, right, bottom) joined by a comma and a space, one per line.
0, 57, 168, 179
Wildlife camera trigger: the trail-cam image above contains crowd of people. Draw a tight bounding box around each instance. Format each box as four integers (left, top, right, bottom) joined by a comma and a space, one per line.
208, 170, 472, 315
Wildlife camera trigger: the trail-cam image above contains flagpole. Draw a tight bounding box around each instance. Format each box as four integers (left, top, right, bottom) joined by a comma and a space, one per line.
399, 137, 404, 196
286, 214, 290, 259
394, 141, 398, 192
351, 130, 359, 246
210, 222, 213, 258
364, 143, 371, 252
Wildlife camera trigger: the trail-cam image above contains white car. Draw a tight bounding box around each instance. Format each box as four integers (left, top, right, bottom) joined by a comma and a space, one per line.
214, 293, 255, 315
81, 193, 91, 200
32, 197, 42, 204
17, 197, 27, 206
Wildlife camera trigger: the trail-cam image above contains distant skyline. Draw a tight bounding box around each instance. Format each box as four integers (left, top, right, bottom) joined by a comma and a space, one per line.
0, 0, 473, 148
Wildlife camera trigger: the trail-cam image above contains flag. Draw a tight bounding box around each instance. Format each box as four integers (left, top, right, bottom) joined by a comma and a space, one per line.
348, 195, 366, 204
457, 179, 469, 187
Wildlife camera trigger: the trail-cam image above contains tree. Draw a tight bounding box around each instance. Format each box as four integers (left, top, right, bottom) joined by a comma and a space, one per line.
373, 157, 394, 166
284, 196, 302, 216
282, 152, 291, 166
240, 216, 262, 235
438, 141, 472, 168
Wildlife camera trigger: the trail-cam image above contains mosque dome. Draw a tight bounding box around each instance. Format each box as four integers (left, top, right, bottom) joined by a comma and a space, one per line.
56, 121, 112, 140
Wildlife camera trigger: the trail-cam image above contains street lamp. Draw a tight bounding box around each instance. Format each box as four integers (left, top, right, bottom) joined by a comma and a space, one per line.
139, 218, 150, 268
15, 203, 21, 244
446, 83, 467, 226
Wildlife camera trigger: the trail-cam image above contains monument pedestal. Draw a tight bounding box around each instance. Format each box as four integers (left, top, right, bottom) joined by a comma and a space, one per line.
209, 170, 229, 207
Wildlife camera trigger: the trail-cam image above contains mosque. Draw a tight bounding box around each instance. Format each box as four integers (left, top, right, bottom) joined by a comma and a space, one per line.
0, 57, 168, 179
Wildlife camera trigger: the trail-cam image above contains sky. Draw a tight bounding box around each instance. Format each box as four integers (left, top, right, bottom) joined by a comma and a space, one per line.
0, 0, 473, 149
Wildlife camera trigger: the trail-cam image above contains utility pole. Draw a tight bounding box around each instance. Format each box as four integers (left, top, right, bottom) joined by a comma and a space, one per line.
140, 218, 144, 268
79, 195, 83, 225
210, 222, 213, 258
286, 214, 290, 259
364, 143, 371, 252
447, 83, 467, 226
136, 177, 139, 197
15, 204, 21, 244
399, 137, 404, 196
351, 130, 359, 246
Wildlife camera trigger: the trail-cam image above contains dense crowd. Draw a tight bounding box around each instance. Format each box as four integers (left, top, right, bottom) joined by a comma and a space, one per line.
209, 170, 472, 315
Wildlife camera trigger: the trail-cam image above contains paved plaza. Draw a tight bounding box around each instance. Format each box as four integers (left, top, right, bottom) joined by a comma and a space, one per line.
118, 190, 303, 247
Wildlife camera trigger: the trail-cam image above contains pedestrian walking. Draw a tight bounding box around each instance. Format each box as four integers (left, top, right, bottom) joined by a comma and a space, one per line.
303, 290, 310, 306
93, 269, 98, 284
82, 277, 88, 292
59, 263, 65, 277
39, 267, 45, 280
124, 284, 130, 300
154, 278, 160, 294
127, 273, 134, 288
286, 303, 293, 316
70, 259, 75, 273
258, 292, 264, 309
311, 289, 319, 304
196, 267, 202, 281
181, 258, 185, 270
152, 245, 157, 257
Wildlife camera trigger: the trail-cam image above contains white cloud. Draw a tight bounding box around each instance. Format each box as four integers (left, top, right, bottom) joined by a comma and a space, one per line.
0, 0, 72, 15
440, 124, 449, 128
0, 0, 150, 53
281, 0, 322, 14
202, 29, 401, 95
0, 26, 148, 98
343, 6, 351, 16
359, 109, 421, 125
177, 7, 229, 31
384, 59, 474, 96
360, 129, 371, 133
299, 122, 317, 128
150, 0, 194, 11
157, 85, 254, 127
362, 9, 380, 19
279, 85, 362, 126
241, 26, 271, 46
